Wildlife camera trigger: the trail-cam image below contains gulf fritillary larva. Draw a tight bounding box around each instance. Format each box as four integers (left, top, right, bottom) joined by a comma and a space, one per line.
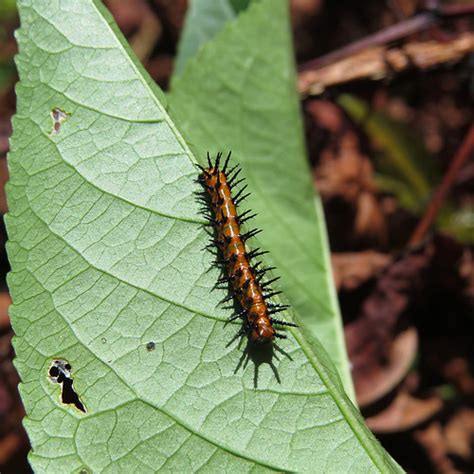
197, 152, 297, 344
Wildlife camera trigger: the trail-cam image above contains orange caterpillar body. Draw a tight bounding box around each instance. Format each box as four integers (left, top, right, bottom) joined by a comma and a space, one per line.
198, 152, 296, 344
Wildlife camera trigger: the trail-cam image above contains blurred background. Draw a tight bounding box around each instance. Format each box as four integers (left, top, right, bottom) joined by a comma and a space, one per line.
0, 0, 473, 472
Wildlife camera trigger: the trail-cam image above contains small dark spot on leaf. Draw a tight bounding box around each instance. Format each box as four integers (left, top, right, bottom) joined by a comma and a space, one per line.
146, 341, 156, 351
48, 360, 87, 413
101, 337, 107, 344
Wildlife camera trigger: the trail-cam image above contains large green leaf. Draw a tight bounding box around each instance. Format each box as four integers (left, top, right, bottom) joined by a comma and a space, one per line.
6, 0, 401, 472
170, 0, 355, 399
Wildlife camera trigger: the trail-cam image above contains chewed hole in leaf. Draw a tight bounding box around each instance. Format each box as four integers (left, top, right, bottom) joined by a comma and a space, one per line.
50, 107, 69, 135
48, 360, 86, 413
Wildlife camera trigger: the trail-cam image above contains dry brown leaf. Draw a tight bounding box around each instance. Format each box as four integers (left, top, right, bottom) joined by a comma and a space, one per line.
354, 191, 388, 246
444, 408, 474, 462
414, 422, 457, 474
332, 251, 391, 290
353, 327, 418, 407
366, 388, 443, 433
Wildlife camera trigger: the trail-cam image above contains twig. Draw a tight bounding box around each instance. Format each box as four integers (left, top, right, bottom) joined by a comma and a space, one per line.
438, 3, 474, 16
298, 32, 474, 95
299, 13, 436, 72
299, 3, 474, 73
408, 124, 474, 247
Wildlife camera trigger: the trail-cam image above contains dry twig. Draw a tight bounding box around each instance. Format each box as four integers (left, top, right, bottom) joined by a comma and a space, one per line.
408, 124, 474, 247
299, 32, 474, 95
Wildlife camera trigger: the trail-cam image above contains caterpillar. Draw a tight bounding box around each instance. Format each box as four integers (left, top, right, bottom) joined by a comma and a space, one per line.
197, 152, 297, 344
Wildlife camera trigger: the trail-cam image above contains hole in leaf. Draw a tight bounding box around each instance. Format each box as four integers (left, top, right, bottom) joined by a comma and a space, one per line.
50, 107, 69, 135
48, 360, 87, 413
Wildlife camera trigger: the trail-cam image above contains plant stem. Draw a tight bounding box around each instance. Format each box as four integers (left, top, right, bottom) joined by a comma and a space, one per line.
408, 124, 474, 247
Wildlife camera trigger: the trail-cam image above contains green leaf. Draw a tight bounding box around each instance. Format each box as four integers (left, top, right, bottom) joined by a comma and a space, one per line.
6, 0, 401, 472
174, 0, 254, 76
437, 205, 474, 245
0, 0, 17, 20
338, 94, 437, 214
229, 0, 252, 13
170, 0, 355, 400
174, 0, 237, 77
